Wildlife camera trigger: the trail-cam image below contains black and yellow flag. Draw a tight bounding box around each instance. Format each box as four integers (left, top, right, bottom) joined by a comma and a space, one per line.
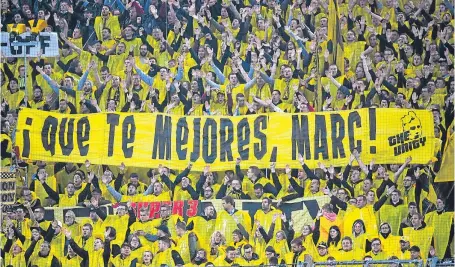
328, 0, 345, 74
435, 133, 454, 183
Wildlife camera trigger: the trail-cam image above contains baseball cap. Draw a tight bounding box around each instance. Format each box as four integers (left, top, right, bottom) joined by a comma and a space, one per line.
317, 241, 328, 248
265, 246, 276, 253
156, 225, 170, 235
400, 236, 410, 242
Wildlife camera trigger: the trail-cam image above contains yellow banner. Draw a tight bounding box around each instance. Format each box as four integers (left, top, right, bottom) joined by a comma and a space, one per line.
15, 108, 435, 171
270, 109, 435, 169
435, 134, 453, 183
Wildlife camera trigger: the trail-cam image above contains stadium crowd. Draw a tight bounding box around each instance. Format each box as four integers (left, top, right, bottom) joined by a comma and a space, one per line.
0, 0, 454, 265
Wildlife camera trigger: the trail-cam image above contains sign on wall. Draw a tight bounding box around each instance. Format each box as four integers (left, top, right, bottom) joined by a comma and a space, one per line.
0, 32, 59, 57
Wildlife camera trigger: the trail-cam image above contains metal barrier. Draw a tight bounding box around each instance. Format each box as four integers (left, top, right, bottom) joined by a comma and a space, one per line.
313, 260, 424, 267
163, 260, 428, 267
435, 258, 455, 266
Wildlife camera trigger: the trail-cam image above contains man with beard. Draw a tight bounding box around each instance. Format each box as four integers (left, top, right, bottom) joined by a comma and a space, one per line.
94, 5, 121, 41
19, 86, 45, 110
192, 249, 208, 266
187, 204, 217, 257
284, 238, 313, 266
252, 198, 283, 239
214, 196, 252, 244
151, 237, 184, 266
134, 44, 152, 70
195, 166, 222, 197
216, 176, 251, 199
213, 246, 241, 266
31, 206, 52, 236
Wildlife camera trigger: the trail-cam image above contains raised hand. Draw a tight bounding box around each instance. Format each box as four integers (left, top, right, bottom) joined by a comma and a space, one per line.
405, 156, 412, 165
316, 209, 323, 219
85, 159, 91, 170
352, 148, 360, 159
203, 165, 210, 175
87, 171, 94, 183
272, 213, 279, 223
318, 162, 326, 170
387, 185, 396, 195
105, 227, 112, 241
101, 175, 109, 185
298, 153, 304, 165
119, 162, 126, 172
414, 167, 421, 179
328, 165, 335, 176
322, 187, 331, 196
63, 228, 72, 239
91, 197, 99, 208
270, 162, 276, 172
223, 175, 230, 185
285, 164, 291, 175
158, 164, 164, 175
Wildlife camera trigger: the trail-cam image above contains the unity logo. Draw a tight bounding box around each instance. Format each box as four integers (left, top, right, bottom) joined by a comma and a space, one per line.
388, 111, 427, 156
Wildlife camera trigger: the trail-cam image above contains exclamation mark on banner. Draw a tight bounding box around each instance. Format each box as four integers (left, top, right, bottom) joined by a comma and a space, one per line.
369, 108, 376, 154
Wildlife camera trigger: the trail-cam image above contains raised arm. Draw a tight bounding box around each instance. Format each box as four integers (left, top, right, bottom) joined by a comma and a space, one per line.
134, 64, 155, 85
36, 66, 60, 94
394, 157, 412, 184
